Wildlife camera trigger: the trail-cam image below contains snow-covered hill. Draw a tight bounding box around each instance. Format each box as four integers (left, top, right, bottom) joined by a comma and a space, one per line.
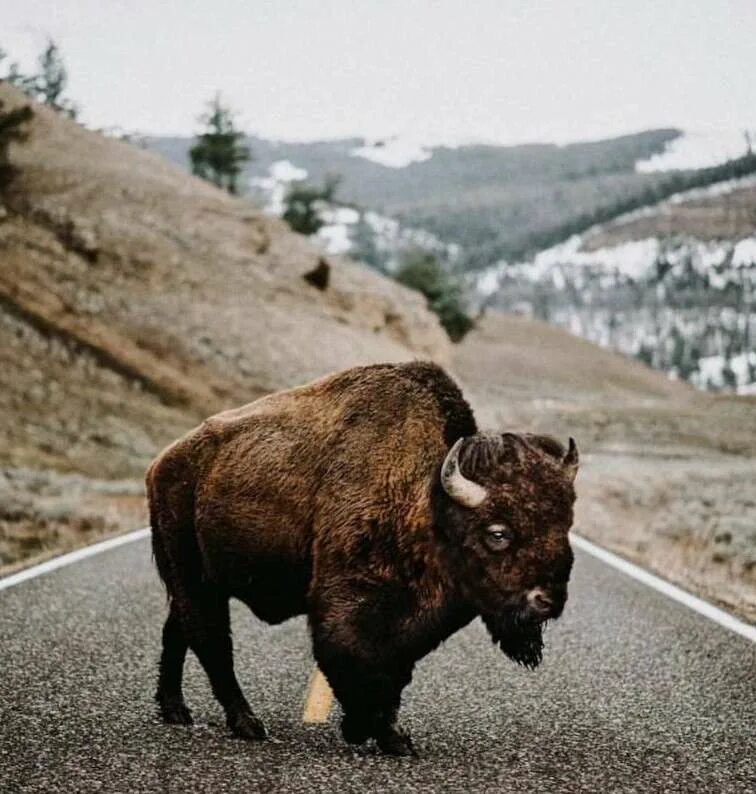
481, 174, 756, 393
636, 129, 756, 172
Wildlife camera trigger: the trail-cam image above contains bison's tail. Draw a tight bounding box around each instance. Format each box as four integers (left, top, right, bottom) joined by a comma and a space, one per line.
146, 444, 203, 601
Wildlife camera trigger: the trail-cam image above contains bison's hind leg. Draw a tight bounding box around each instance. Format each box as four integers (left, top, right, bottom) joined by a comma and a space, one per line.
156, 606, 192, 725
155, 564, 266, 740
155, 578, 267, 740
149, 452, 265, 742
180, 588, 267, 741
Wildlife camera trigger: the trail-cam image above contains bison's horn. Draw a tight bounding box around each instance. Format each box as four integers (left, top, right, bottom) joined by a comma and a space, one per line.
563, 437, 579, 482
441, 438, 488, 508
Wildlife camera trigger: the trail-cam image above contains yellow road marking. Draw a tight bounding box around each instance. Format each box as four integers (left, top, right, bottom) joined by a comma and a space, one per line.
302, 667, 334, 723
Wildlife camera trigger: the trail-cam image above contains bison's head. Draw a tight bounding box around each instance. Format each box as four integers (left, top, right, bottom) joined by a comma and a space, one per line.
437, 432, 578, 669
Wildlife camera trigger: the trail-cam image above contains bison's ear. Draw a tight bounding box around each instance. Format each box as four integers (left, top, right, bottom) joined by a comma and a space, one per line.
563, 437, 579, 482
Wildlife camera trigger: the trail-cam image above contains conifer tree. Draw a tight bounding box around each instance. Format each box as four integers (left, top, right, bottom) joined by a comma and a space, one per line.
282, 176, 339, 236
395, 249, 474, 342
1, 40, 77, 117
36, 41, 69, 110
189, 94, 250, 194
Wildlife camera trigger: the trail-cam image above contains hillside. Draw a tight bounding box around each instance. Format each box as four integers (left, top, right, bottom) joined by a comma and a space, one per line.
584, 176, 756, 246
0, 83, 448, 566
1, 85, 754, 621
149, 129, 756, 272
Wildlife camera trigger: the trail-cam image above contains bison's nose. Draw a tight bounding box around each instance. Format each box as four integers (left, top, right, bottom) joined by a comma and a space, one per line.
525, 585, 567, 620
526, 587, 553, 615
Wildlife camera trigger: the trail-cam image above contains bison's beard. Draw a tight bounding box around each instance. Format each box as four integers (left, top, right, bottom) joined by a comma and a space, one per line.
482, 611, 544, 670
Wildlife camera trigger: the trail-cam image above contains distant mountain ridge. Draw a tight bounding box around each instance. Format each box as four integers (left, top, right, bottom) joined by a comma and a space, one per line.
146, 128, 687, 267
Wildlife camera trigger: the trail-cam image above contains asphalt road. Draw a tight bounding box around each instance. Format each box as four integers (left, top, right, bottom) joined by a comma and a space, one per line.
0, 537, 754, 794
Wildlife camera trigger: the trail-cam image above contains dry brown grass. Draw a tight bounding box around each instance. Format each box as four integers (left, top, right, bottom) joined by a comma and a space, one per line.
0, 83, 448, 479
0, 468, 146, 574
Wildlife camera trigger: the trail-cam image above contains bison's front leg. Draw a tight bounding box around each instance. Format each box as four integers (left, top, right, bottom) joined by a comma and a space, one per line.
338, 662, 414, 757
312, 630, 415, 757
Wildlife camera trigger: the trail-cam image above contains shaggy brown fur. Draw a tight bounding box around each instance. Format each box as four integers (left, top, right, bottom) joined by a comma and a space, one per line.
147, 361, 578, 755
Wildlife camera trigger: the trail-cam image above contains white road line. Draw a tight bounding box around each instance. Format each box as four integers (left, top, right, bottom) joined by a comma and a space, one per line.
0, 526, 753, 643
571, 533, 756, 643
0, 528, 150, 592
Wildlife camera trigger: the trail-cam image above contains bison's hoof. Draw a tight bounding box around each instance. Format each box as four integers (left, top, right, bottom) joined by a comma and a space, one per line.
158, 697, 193, 726
341, 715, 371, 745
376, 727, 417, 758
227, 709, 267, 741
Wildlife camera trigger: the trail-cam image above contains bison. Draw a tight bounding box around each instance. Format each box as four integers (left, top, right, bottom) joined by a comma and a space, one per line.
148, 362, 578, 756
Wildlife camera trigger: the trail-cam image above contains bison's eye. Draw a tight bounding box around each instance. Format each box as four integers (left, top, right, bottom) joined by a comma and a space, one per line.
485, 524, 514, 551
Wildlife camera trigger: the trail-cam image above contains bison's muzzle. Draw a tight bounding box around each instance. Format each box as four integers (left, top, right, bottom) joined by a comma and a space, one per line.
526, 583, 568, 621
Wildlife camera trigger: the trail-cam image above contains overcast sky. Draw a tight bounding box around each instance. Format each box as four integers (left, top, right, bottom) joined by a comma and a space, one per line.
3, 0, 755, 143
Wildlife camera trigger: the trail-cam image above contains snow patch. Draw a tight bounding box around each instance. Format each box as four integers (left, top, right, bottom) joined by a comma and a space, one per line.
636, 130, 755, 173
351, 136, 433, 168
317, 224, 352, 255
476, 268, 503, 296
532, 236, 661, 281
361, 210, 460, 268
475, 230, 756, 395
475, 235, 668, 293
480, 233, 756, 294
733, 237, 756, 266
694, 352, 756, 392
269, 160, 307, 182
668, 173, 756, 204
248, 162, 457, 262
249, 159, 308, 214
320, 207, 360, 226
316, 206, 360, 254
